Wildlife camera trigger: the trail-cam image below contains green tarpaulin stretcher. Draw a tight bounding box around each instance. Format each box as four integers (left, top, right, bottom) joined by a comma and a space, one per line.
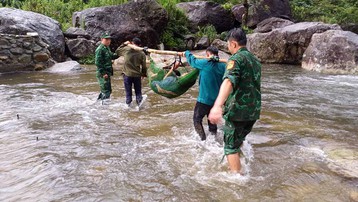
147, 57, 199, 98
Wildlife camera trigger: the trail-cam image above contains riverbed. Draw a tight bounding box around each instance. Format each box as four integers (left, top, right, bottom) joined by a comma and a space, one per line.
0, 64, 357, 201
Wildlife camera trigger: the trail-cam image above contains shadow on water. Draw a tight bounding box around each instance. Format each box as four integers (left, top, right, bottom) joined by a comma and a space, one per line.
0, 64, 357, 201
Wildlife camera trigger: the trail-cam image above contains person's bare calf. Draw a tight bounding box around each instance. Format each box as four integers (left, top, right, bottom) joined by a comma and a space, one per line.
227, 153, 241, 173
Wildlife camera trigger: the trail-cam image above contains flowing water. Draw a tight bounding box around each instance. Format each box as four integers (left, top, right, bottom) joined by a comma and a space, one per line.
0, 64, 357, 201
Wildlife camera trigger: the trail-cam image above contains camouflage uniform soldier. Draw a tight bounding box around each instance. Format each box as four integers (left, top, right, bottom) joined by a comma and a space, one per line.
209, 28, 261, 173
95, 32, 118, 100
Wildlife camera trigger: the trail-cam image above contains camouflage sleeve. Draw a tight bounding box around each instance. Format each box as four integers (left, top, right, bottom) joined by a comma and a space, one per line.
223, 59, 240, 90
95, 47, 106, 75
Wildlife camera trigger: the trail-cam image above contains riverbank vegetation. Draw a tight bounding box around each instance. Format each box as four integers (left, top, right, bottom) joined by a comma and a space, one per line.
1, 0, 357, 49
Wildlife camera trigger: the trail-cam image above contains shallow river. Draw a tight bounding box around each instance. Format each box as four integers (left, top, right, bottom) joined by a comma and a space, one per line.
0, 64, 357, 201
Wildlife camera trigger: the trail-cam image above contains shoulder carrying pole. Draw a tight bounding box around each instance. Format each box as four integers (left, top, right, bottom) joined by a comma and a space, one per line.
126, 44, 228, 63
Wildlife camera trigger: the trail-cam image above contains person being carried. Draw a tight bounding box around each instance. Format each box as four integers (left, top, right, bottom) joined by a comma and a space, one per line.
208, 28, 261, 173
95, 32, 118, 100
179, 46, 226, 141
116, 38, 147, 107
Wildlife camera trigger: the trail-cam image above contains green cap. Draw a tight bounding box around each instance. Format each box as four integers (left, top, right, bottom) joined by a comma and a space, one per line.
101, 32, 112, 39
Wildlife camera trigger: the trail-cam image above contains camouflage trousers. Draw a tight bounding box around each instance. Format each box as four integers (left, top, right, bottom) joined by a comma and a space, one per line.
96, 73, 112, 100
223, 120, 256, 155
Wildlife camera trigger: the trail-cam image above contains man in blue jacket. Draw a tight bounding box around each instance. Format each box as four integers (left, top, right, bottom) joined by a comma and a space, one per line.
180, 46, 226, 140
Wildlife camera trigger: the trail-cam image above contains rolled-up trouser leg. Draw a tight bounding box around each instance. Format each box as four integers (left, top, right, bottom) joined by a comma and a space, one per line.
223, 120, 256, 155
123, 75, 133, 104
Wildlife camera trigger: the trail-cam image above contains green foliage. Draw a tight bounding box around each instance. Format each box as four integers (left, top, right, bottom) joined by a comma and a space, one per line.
290, 0, 358, 24
78, 54, 95, 64
219, 31, 228, 41
158, 0, 189, 50
196, 25, 218, 44
241, 25, 254, 34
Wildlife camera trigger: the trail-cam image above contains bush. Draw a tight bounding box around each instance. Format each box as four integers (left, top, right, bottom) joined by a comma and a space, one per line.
78, 54, 95, 64
158, 0, 190, 50
196, 25, 218, 44
290, 0, 358, 25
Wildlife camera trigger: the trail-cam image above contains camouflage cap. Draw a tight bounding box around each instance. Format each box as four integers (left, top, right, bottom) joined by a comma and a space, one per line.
101, 32, 112, 39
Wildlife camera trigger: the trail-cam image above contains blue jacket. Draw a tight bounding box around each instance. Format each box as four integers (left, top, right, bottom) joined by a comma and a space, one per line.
185, 50, 226, 106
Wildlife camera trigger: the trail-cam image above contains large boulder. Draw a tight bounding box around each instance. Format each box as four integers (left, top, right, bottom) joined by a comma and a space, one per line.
66, 38, 96, 59
46, 61, 83, 73
0, 8, 65, 62
248, 22, 341, 64
72, 0, 168, 49
176, 1, 234, 33
232, 0, 293, 28
211, 39, 229, 53
254, 17, 294, 33
302, 30, 358, 74
195, 36, 210, 49
64, 27, 91, 40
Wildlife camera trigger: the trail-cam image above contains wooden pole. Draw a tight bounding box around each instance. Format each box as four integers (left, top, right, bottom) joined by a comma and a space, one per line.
126, 44, 228, 63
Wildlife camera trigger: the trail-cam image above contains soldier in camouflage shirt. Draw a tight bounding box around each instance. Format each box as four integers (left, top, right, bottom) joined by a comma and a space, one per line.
95, 32, 118, 100
209, 28, 261, 173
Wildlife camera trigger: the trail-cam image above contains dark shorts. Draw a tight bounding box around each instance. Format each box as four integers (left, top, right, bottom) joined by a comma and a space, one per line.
223, 120, 256, 155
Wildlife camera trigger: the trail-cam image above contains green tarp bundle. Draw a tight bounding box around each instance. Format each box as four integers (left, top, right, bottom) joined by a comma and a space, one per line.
147, 57, 199, 98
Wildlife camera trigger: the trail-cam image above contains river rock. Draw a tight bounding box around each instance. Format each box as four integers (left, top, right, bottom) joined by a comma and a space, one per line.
248, 22, 341, 64
176, 1, 234, 33
302, 30, 358, 74
72, 0, 168, 49
195, 36, 210, 49
211, 39, 229, 53
231, 4, 246, 25
64, 27, 91, 40
34, 52, 50, 62
0, 8, 65, 62
47, 61, 83, 73
244, 0, 293, 28
342, 23, 358, 35
254, 17, 294, 33
66, 38, 96, 59
184, 35, 196, 50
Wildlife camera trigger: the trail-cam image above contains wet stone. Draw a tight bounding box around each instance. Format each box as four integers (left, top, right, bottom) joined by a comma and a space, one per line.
0, 55, 9, 60
32, 44, 43, 52
0, 45, 10, 49
37, 40, 48, 48
10, 47, 23, 55
18, 54, 32, 64
34, 52, 49, 62
23, 42, 32, 49
0, 39, 10, 46
0, 49, 10, 55
34, 63, 46, 71
9, 39, 16, 44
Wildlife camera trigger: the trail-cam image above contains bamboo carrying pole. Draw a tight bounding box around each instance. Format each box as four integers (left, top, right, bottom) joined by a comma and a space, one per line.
126, 44, 228, 63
